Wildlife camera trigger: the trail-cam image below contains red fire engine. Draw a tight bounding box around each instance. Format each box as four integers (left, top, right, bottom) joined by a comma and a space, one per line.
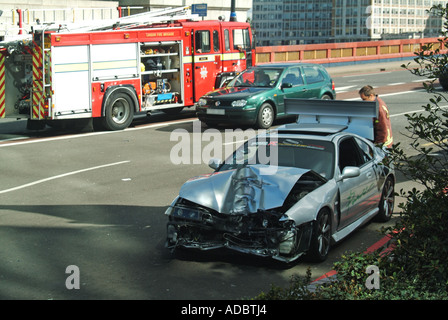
0, 6, 254, 130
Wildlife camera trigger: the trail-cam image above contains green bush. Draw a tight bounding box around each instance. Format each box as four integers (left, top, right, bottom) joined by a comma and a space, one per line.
382, 189, 448, 293
253, 251, 448, 300
318, 252, 448, 300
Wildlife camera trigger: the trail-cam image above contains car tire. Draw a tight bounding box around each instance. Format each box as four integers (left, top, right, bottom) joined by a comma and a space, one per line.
307, 209, 331, 262
321, 94, 332, 100
375, 176, 394, 222
256, 103, 274, 129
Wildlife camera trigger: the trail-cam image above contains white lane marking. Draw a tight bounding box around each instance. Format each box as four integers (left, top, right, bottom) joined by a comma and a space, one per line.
0, 161, 130, 195
342, 71, 391, 78
348, 79, 365, 82
0, 119, 196, 147
336, 85, 357, 91
412, 79, 433, 82
390, 104, 448, 118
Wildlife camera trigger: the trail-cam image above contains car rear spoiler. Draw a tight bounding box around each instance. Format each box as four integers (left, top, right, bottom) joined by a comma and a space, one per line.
284, 98, 378, 140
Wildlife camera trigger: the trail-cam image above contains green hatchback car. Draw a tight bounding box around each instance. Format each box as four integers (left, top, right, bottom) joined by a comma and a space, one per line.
196, 62, 336, 129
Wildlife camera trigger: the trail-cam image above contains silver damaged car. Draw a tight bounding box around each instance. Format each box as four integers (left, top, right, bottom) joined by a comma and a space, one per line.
165, 99, 395, 263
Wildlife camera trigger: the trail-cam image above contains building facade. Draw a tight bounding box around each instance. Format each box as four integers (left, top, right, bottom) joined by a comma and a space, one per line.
252, 0, 446, 46
0, 0, 251, 39
119, 0, 251, 21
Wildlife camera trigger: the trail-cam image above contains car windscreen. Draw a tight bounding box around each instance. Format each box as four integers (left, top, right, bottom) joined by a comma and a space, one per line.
219, 137, 335, 179
229, 68, 283, 88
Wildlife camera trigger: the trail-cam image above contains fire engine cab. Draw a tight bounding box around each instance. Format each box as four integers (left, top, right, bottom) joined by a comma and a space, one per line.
0, 7, 254, 130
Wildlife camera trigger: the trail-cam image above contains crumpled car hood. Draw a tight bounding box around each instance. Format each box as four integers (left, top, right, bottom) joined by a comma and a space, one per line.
178, 165, 309, 215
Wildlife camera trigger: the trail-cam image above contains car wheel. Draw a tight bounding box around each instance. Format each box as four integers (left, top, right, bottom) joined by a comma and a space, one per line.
256, 103, 274, 129
307, 209, 331, 262
376, 177, 394, 222
321, 94, 332, 100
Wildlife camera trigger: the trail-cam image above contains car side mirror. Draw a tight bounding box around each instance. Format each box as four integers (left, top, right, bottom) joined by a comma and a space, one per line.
340, 166, 361, 180
281, 82, 292, 89
208, 158, 222, 170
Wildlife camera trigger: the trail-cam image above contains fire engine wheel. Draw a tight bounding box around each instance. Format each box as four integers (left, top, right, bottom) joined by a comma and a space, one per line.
102, 92, 135, 131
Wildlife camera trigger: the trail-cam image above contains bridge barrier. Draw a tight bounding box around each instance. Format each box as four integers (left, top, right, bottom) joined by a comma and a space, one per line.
255, 37, 447, 66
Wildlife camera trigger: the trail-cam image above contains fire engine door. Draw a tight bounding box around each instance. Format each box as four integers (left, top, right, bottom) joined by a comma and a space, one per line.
193, 28, 222, 100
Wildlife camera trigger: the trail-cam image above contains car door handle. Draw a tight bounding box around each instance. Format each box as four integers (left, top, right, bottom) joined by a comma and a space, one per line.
366, 172, 373, 178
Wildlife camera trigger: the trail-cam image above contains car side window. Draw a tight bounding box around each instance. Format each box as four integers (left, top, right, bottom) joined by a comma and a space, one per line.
354, 137, 374, 163
282, 67, 304, 86
338, 137, 365, 171
303, 66, 324, 84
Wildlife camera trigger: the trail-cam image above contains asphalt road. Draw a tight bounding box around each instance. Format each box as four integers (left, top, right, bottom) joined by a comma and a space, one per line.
0, 60, 441, 301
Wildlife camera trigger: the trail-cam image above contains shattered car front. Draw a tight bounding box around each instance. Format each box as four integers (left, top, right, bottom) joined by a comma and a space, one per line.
165, 135, 338, 263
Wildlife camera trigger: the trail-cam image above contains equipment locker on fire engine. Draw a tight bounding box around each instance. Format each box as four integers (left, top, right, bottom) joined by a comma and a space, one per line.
140, 40, 183, 111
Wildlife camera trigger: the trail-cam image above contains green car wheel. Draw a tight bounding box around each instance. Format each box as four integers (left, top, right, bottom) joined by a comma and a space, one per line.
256, 103, 274, 129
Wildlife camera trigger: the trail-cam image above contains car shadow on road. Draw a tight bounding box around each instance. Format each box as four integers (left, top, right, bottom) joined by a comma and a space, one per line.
0, 203, 169, 299
154, 115, 297, 133
170, 245, 307, 270
0, 203, 300, 299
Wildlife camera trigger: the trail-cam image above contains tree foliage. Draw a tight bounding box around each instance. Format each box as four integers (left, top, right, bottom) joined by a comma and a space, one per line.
389, 4, 448, 294
403, 3, 448, 91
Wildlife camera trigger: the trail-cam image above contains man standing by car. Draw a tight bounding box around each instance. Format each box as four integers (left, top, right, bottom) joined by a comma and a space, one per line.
359, 85, 393, 148
253, 70, 271, 87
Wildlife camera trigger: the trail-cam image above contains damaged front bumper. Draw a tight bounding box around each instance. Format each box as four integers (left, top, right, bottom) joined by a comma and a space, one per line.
165, 199, 313, 263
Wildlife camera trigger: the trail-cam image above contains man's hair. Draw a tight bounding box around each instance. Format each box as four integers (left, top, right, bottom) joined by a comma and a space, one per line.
359, 85, 376, 96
